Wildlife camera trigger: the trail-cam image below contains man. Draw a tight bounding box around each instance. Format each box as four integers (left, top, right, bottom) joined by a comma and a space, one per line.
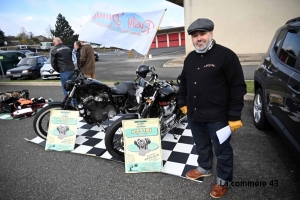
51, 37, 75, 96
73, 41, 82, 69
177, 18, 247, 198
80, 41, 95, 79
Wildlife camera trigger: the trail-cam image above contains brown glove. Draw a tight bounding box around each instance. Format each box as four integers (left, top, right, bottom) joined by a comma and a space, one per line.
180, 106, 187, 114
228, 120, 243, 132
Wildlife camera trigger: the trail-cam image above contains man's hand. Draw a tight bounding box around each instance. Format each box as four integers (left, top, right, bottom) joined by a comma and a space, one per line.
228, 120, 243, 132
180, 106, 188, 114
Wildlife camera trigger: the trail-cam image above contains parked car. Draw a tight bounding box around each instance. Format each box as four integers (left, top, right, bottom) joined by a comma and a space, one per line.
0, 51, 26, 75
16, 45, 36, 52
26, 52, 44, 57
40, 42, 54, 51
253, 17, 300, 157
40, 52, 77, 80
6, 55, 48, 80
94, 51, 99, 61
16, 49, 34, 55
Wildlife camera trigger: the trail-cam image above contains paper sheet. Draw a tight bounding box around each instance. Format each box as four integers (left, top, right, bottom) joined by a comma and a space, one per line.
216, 125, 231, 144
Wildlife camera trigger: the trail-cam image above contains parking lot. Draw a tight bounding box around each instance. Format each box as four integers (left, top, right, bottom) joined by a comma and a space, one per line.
0, 48, 299, 199
1, 92, 300, 199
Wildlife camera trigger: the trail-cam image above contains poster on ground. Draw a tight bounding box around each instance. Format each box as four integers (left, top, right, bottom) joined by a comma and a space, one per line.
45, 110, 79, 151
123, 118, 162, 173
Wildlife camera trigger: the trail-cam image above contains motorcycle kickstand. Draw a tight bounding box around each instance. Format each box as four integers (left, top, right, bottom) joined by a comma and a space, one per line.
170, 129, 178, 140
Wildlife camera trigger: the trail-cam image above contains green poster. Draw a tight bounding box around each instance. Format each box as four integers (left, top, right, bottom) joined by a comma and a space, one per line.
123, 118, 163, 173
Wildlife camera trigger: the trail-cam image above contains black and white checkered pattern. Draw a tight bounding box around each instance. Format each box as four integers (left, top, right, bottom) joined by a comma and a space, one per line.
28, 116, 203, 182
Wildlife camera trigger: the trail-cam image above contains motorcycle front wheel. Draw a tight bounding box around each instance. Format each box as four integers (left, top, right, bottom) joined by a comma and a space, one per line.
105, 117, 126, 162
33, 104, 63, 139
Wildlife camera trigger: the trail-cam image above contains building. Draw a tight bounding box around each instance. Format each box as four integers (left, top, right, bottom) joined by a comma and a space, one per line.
167, 0, 300, 54
150, 26, 185, 48
34, 35, 48, 41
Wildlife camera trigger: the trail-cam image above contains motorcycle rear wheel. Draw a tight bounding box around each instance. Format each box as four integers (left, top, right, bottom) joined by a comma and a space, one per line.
33, 104, 63, 139
105, 117, 126, 162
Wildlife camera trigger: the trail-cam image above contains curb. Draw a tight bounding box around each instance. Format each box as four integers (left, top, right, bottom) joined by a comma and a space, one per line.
0, 81, 116, 87
163, 61, 260, 68
244, 93, 254, 101
0, 81, 254, 101
0, 82, 62, 86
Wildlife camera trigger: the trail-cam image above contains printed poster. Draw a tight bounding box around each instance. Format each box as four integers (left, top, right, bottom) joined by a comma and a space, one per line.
123, 118, 163, 173
45, 110, 79, 151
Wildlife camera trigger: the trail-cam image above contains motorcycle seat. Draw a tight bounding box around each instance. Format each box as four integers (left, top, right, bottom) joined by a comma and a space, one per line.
111, 81, 135, 95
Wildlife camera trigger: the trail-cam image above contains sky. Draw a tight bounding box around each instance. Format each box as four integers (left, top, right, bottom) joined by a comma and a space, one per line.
0, 0, 184, 37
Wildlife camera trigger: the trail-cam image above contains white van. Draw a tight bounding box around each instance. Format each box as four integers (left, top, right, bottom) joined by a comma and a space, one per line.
16, 45, 29, 50
16, 45, 36, 52
40, 42, 54, 51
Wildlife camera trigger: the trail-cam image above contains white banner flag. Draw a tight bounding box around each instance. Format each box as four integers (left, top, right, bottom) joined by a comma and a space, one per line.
78, 9, 165, 55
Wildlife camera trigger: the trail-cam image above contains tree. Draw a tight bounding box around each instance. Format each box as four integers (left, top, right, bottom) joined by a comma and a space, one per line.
50, 13, 76, 45
17, 27, 29, 40
28, 32, 34, 39
0, 29, 5, 46
45, 25, 54, 39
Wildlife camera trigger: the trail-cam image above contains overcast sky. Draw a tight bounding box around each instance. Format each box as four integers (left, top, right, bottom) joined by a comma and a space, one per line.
0, 0, 184, 37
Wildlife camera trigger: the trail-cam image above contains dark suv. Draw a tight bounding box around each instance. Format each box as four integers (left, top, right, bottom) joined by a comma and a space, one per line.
253, 17, 300, 157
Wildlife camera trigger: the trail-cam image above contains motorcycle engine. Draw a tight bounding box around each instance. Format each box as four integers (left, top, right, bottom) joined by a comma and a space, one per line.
160, 102, 177, 131
78, 93, 117, 124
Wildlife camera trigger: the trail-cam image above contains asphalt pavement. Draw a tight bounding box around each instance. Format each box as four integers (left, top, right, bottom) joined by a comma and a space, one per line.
1, 48, 299, 199
0, 86, 300, 199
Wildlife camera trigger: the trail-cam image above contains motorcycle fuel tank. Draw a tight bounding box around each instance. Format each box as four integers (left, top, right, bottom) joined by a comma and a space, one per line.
111, 81, 135, 95
158, 85, 175, 102
85, 78, 108, 87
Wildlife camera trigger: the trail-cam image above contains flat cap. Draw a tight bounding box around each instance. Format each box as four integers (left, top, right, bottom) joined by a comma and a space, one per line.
187, 18, 214, 35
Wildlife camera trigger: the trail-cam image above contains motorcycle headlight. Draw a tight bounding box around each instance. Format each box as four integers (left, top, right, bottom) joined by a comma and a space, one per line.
136, 87, 144, 103
64, 80, 75, 91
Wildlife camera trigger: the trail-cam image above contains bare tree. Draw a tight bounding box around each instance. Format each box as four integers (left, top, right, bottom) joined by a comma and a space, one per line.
45, 25, 54, 39
17, 27, 28, 39
28, 32, 34, 39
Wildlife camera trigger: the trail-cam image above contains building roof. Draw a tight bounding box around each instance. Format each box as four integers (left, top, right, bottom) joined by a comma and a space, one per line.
166, 0, 183, 7
157, 26, 184, 34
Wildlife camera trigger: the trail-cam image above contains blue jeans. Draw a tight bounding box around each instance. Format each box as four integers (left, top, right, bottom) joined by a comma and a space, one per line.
60, 71, 77, 106
187, 118, 233, 185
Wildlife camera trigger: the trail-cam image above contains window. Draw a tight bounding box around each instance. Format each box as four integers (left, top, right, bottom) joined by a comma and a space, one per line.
274, 30, 286, 53
278, 28, 300, 68
37, 57, 44, 64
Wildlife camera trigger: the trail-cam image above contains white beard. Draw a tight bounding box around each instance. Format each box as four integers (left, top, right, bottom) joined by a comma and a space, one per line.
194, 38, 214, 54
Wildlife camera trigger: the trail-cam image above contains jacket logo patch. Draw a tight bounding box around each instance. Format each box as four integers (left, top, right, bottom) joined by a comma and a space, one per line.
203, 64, 216, 68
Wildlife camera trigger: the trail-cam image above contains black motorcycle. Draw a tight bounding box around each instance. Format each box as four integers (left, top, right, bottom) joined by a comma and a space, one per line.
104, 65, 186, 161
33, 69, 139, 139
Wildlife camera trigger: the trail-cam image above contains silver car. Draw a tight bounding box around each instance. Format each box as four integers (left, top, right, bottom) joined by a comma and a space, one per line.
40, 52, 77, 80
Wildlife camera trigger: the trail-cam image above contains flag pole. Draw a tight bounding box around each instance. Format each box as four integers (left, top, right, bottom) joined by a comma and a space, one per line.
142, 9, 167, 65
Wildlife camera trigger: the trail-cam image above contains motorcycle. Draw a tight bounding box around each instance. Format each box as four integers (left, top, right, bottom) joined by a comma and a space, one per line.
33, 69, 139, 139
104, 65, 186, 161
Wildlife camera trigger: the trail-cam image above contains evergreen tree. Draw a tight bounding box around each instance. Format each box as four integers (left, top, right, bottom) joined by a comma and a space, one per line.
0, 29, 5, 46
51, 13, 76, 45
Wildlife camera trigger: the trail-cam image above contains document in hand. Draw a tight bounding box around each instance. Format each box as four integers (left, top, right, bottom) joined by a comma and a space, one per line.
216, 125, 232, 144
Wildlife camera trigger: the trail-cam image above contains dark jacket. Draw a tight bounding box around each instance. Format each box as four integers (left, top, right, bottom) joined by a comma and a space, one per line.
50, 44, 75, 73
80, 43, 95, 74
177, 43, 247, 122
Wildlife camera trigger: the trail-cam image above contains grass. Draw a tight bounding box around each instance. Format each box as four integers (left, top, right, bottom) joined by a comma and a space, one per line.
0, 79, 255, 93
245, 80, 254, 94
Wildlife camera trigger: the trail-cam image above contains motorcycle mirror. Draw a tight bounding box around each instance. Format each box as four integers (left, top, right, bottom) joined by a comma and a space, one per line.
134, 75, 139, 82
